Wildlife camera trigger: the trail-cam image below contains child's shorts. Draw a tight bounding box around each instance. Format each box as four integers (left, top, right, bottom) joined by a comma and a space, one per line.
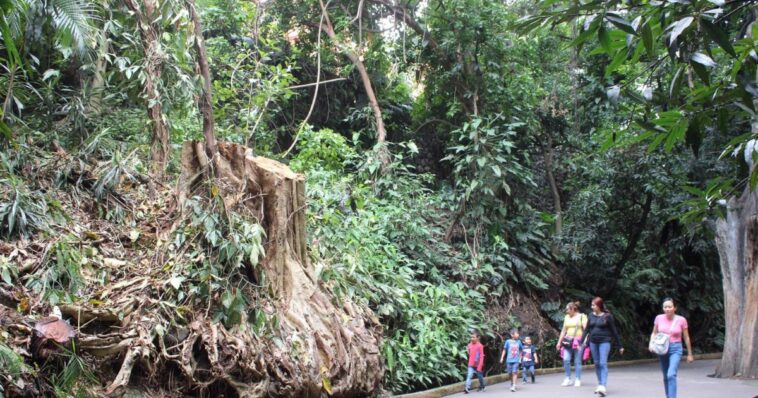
505, 362, 519, 374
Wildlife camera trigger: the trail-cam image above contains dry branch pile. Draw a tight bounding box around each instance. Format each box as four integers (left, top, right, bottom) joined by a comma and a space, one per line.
0, 141, 383, 397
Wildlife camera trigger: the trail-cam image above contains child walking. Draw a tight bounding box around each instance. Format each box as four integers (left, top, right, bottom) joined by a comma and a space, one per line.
500, 328, 523, 392
521, 336, 539, 384
464, 330, 485, 393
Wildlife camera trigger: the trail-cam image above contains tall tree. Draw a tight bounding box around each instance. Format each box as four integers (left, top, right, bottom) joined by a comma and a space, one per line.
185, 0, 217, 158
316, 0, 389, 165
522, 0, 758, 378
123, 0, 170, 180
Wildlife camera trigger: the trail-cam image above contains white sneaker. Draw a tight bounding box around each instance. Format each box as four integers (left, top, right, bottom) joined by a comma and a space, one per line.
561, 378, 572, 387
594, 385, 601, 394
574, 379, 582, 387
598, 385, 606, 396
510, 384, 516, 392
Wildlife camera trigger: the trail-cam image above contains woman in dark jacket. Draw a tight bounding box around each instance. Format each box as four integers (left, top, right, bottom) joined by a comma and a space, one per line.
582, 297, 624, 397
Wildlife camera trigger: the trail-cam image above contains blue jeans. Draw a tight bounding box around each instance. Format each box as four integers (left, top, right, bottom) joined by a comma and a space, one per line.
659, 342, 683, 398
521, 363, 535, 381
589, 342, 611, 386
465, 366, 485, 390
563, 347, 582, 380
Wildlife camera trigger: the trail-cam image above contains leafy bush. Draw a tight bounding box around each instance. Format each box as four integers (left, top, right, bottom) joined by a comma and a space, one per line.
306, 149, 491, 392
26, 235, 86, 305
0, 342, 31, 396
289, 126, 354, 173
167, 196, 266, 327
0, 176, 49, 240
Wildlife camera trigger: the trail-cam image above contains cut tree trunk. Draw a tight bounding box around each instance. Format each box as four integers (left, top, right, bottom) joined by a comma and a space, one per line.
178, 141, 384, 396
124, 0, 170, 181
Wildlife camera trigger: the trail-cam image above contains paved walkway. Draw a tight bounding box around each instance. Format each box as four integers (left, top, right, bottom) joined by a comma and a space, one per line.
447, 360, 758, 398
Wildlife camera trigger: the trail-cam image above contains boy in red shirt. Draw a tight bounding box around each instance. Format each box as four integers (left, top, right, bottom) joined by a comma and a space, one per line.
464, 330, 486, 393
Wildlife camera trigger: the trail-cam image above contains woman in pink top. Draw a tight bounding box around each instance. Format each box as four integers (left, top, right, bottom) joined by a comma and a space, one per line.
650, 298, 694, 398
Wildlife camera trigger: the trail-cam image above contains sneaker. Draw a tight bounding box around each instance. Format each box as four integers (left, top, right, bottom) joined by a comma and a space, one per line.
574, 379, 582, 387
477, 386, 485, 392
510, 384, 516, 392
464, 387, 470, 394
598, 385, 606, 397
561, 378, 572, 387
522, 378, 528, 384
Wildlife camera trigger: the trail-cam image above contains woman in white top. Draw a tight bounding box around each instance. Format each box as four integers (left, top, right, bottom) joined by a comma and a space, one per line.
554, 301, 588, 387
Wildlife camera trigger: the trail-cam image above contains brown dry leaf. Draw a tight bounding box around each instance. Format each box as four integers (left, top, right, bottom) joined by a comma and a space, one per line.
103, 258, 127, 267
18, 297, 30, 313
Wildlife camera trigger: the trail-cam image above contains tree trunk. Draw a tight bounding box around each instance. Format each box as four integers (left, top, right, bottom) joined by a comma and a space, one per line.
185, 0, 217, 159
177, 141, 384, 396
124, 0, 170, 181
713, 69, 758, 377
87, 18, 109, 116
542, 134, 562, 237
318, 0, 389, 166
713, 180, 758, 378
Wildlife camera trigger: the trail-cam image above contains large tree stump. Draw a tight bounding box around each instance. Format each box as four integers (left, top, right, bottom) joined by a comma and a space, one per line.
178, 141, 383, 396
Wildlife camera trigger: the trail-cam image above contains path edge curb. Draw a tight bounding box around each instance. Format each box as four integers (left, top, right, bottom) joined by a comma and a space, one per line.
392, 353, 722, 398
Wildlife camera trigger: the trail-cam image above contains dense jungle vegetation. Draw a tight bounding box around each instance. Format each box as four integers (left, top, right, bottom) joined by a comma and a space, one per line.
0, 0, 756, 396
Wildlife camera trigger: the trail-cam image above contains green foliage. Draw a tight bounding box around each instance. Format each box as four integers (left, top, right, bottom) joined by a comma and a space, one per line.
168, 196, 265, 327
0, 342, 31, 396
0, 342, 28, 378
201, 0, 297, 149
289, 126, 354, 172
26, 234, 86, 305
0, 174, 49, 239
307, 148, 493, 392
47, 345, 98, 398
522, 0, 757, 216
445, 116, 533, 201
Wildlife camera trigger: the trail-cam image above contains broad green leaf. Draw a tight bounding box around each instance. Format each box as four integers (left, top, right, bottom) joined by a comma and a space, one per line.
701, 19, 736, 57
0, 120, 12, 142
647, 133, 667, 153
685, 116, 704, 156
690, 61, 710, 85
668, 16, 694, 46
605, 49, 628, 78
570, 25, 599, 47
606, 13, 637, 35
664, 117, 688, 152
630, 40, 645, 64
641, 20, 654, 58
0, 17, 20, 68
598, 26, 612, 54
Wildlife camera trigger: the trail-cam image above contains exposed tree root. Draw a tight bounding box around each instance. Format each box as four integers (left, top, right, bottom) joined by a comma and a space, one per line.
0, 141, 383, 397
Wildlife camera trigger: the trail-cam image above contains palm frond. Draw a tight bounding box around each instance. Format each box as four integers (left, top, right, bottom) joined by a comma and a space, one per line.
48, 0, 97, 56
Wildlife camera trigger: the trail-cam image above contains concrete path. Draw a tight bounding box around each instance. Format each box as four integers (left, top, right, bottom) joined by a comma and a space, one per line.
447, 360, 758, 398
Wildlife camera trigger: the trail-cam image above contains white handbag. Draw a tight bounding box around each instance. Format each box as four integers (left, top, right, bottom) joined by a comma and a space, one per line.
649, 316, 679, 355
